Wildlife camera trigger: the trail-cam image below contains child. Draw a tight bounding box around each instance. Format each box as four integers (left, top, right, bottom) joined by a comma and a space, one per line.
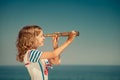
16, 25, 75, 80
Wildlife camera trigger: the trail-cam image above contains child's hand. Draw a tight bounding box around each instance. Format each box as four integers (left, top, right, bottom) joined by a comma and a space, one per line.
52, 32, 59, 49
67, 30, 76, 42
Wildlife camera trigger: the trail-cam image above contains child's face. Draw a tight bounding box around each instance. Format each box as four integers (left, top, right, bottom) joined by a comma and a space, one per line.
36, 30, 45, 46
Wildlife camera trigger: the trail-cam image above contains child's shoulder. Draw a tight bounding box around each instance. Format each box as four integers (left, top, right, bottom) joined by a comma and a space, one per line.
29, 49, 42, 62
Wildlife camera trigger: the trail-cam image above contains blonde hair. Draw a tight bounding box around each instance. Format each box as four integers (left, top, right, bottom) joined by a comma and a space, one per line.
16, 25, 42, 62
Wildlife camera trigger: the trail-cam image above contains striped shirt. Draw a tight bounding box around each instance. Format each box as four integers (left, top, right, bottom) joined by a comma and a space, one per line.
24, 49, 51, 80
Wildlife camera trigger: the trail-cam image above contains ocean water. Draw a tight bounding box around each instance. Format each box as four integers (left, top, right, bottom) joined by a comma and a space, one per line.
0, 65, 120, 80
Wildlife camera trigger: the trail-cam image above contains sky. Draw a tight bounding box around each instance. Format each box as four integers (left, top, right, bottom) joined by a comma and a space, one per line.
0, 0, 120, 66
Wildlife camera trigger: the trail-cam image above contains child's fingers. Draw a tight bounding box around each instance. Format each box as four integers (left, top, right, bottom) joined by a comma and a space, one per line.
71, 30, 77, 36
54, 32, 59, 40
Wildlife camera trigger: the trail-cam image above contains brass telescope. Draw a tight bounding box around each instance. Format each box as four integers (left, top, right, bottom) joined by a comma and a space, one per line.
44, 31, 79, 37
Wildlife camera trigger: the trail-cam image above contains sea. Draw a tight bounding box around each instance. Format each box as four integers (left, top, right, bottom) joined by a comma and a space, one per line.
0, 65, 120, 80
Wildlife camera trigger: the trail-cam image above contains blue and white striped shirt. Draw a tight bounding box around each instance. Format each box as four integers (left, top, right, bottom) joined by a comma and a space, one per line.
29, 50, 42, 63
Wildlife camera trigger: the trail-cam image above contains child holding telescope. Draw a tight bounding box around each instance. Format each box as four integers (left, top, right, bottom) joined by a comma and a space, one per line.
16, 25, 78, 80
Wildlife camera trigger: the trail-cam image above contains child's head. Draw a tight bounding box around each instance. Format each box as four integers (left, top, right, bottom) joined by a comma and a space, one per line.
16, 25, 45, 62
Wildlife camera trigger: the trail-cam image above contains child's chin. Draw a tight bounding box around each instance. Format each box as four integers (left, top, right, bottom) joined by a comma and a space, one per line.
40, 43, 44, 46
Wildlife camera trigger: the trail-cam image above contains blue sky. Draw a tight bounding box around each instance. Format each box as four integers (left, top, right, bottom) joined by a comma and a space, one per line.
0, 0, 120, 65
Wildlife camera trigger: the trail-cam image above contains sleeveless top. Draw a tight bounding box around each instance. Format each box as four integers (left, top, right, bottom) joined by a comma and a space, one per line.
24, 49, 52, 80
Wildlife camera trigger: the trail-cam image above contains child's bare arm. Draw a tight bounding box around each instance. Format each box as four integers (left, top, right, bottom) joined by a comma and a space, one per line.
40, 31, 75, 60
48, 35, 61, 65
